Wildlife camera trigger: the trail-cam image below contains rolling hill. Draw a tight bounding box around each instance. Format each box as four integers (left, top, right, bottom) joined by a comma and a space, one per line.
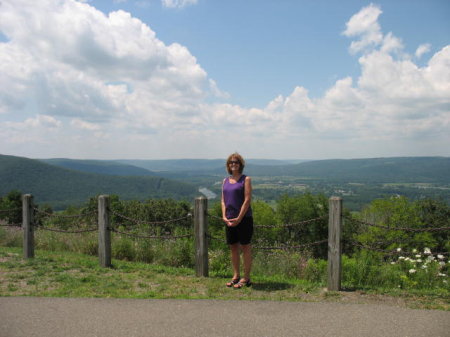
2, 154, 448, 210
126, 157, 449, 184
116, 158, 307, 172
243, 157, 450, 183
40, 158, 155, 176
0, 154, 198, 209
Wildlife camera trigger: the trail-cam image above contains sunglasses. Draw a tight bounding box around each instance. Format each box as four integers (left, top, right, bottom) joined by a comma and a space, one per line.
229, 160, 240, 165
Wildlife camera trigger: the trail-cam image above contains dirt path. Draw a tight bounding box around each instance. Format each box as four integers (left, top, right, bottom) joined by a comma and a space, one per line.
1, 297, 449, 337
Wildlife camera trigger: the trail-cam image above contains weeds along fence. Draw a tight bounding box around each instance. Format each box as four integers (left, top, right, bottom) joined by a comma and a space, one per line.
1, 194, 449, 291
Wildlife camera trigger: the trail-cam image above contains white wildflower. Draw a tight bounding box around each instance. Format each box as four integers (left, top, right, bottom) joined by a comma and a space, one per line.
427, 255, 435, 261
421, 265, 427, 269
399, 256, 405, 260
409, 269, 416, 274
416, 259, 422, 263
412, 249, 417, 253
397, 247, 402, 252
439, 262, 445, 267
437, 254, 444, 260
438, 273, 447, 277
391, 262, 396, 265
424, 247, 431, 255
415, 254, 421, 258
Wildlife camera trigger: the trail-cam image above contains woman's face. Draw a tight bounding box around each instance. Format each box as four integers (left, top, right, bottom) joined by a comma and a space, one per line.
229, 158, 240, 172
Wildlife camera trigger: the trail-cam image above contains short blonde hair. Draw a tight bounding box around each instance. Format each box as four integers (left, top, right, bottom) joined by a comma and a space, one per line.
226, 152, 245, 174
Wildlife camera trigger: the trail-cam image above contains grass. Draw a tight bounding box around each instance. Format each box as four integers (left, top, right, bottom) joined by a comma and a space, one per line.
1, 246, 449, 310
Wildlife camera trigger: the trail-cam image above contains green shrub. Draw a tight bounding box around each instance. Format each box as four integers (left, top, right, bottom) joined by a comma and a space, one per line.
112, 237, 136, 261
134, 239, 155, 263
253, 250, 309, 278
209, 248, 229, 276
0, 227, 22, 247
153, 239, 194, 268
303, 258, 327, 284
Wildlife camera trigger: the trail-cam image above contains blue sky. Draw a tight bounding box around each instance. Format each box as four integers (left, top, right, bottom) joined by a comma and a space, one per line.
0, 0, 449, 160
94, 0, 450, 107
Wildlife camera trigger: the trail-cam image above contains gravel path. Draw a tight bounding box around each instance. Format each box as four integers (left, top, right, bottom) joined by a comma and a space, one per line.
1, 297, 449, 337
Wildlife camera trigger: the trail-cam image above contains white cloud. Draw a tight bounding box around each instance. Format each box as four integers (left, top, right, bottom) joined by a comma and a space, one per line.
416, 43, 431, 59
0, 1, 448, 159
162, 0, 198, 9
343, 3, 383, 54
71, 118, 101, 131
0, 0, 210, 126
209, 79, 230, 99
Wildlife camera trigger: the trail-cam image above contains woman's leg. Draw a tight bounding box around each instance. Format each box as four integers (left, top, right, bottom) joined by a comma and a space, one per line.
230, 243, 240, 278
240, 244, 252, 280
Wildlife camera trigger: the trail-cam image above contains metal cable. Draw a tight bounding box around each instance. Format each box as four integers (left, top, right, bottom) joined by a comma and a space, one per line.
36, 226, 98, 233
110, 227, 192, 240
253, 239, 328, 250
345, 216, 450, 232
109, 209, 191, 226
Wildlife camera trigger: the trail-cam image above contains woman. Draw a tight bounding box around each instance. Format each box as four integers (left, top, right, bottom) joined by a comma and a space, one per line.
221, 153, 253, 288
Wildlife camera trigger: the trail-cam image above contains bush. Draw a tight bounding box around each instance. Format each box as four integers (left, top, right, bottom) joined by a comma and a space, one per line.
209, 248, 229, 277
0, 227, 22, 248
134, 239, 155, 263
303, 258, 327, 284
112, 237, 136, 261
253, 250, 311, 278
153, 238, 194, 268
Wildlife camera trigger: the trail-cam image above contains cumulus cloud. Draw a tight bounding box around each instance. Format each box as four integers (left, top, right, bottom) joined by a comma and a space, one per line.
343, 3, 383, 54
0, 1, 448, 159
415, 43, 431, 58
0, 0, 210, 127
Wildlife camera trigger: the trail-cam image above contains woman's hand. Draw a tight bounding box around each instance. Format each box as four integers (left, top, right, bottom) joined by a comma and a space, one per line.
226, 217, 241, 227
222, 217, 231, 227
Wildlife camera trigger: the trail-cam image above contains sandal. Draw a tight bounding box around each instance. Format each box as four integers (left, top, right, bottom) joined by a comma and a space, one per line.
226, 277, 240, 287
233, 278, 252, 289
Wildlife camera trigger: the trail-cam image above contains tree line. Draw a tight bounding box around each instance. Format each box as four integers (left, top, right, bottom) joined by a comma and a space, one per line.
1, 190, 448, 259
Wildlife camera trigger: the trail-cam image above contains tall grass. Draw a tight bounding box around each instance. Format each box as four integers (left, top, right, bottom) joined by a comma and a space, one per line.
1, 226, 448, 292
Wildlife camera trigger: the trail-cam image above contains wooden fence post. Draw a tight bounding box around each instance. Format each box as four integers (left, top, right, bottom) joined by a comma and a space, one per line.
98, 195, 111, 268
194, 196, 208, 277
22, 194, 34, 259
328, 196, 342, 291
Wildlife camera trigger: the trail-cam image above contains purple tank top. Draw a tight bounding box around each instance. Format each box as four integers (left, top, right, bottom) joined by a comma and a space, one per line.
223, 175, 252, 219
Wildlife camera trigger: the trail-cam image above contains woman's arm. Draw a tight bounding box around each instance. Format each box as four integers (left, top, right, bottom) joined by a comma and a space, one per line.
221, 179, 230, 224
236, 176, 252, 223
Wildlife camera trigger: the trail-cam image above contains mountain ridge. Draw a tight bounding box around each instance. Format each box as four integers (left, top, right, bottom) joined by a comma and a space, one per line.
0, 154, 198, 209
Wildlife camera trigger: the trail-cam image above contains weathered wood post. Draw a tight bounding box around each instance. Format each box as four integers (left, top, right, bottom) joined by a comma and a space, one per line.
327, 196, 342, 291
194, 196, 208, 277
22, 194, 34, 259
98, 195, 111, 268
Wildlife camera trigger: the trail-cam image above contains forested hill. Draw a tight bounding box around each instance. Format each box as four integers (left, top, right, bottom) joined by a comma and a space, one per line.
245, 157, 450, 183
132, 157, 449, 184
40, 158, 155, 176
0, 154, 198, 208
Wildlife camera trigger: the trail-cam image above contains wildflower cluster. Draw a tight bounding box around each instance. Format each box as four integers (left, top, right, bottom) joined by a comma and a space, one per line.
392, 247, 448, 289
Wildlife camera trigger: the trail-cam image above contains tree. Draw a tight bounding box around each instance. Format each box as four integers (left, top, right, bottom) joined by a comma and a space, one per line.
0, 190, 22, 225
276, 193, 328, 258
355, 196, 439, 253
